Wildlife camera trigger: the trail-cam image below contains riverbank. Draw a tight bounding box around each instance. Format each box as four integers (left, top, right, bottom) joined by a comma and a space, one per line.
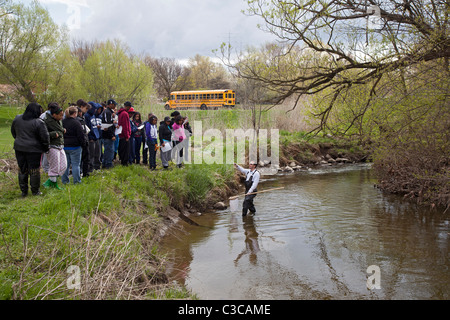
0, 129, 373, 300
0, 103, 371, 299
0, 160, 238, 300
247, 131, 371, 174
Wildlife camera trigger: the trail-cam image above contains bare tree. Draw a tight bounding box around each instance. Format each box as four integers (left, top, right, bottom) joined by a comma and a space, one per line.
70, 39, 103, 66
144, 56, 184, 100
221, 0, 449, 133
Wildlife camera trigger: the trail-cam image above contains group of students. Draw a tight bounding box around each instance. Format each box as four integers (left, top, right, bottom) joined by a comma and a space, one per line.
10, 100, 192, 196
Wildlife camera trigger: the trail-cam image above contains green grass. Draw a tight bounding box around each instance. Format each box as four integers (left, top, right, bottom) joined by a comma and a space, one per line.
0, 104, 24, 154
0, 161, 235, 300
0, 101, 369, 300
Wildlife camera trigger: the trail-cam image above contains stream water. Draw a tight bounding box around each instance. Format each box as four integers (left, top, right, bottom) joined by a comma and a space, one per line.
160, 164, 449, 300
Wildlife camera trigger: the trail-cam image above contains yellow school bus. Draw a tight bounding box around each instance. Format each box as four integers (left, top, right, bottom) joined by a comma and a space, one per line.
165, 90, 236, 110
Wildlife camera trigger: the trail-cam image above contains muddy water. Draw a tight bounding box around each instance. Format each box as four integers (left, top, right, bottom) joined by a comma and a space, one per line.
159, 164, 449, 300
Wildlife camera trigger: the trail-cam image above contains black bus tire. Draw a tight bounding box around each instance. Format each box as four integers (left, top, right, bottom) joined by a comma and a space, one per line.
164, 104, 170, 110
200, 104, 207, 110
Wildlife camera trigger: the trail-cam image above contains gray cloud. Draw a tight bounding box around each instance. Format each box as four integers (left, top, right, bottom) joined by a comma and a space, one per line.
34, 0, 277, 59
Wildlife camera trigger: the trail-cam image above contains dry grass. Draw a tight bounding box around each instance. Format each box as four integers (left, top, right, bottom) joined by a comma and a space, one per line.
3, 192, 172, 300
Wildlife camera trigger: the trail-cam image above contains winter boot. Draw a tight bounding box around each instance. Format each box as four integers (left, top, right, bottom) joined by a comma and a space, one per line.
30, 170, 42, 196
18, 173, 29, 197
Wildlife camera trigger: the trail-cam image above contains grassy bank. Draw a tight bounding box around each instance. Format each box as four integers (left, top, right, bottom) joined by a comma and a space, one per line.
0, 103, 369, 300
0, 162, 237, 300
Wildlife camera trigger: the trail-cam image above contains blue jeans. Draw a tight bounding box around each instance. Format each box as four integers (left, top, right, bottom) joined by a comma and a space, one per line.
103, 139, 115, 168
62, 148, 82, 184
114, 135, 119, 153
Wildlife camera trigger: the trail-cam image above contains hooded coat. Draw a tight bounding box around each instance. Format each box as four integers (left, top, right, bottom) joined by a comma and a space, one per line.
85, 102, 102, 141
118, 108, 131, 140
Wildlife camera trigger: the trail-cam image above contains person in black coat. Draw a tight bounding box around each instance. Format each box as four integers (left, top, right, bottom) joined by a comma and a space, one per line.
62, 106, 86, 185
76, 104, 91, 177
11, 103, 50, 197
159, 116, 173, 169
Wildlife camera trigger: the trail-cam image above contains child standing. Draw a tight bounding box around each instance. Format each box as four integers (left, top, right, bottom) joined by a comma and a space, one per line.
145, 115, 158, 170
132, 112, 145, 164
43, 104, 67, 190
172, 115, 188, 168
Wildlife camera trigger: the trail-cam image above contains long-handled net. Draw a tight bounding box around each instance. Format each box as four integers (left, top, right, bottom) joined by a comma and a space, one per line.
228, 187, 285, 213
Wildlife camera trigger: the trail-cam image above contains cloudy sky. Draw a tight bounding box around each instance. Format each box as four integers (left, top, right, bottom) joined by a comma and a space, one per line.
19, 0, 277, 60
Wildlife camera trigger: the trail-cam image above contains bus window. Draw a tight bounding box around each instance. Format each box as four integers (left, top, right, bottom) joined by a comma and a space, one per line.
219, 94, 223, 99
195, 94, 199, 100
207, 94, 210, 99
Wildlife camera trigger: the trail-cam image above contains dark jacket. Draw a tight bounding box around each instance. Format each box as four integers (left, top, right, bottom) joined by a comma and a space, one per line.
11, 115, 50, 153
185, 122, 192, 135
43, 113, 64, 147
101, 107, 116, 139
63, 117, 86, 148
133, 118, 144, 138
159, 121, 172, 145
77, 116, 89, 141
85, 102, 103, 141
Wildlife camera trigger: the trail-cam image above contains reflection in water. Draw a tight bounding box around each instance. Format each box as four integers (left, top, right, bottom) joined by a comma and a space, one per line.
234, 216, 260, 266
160, 165, 450, 300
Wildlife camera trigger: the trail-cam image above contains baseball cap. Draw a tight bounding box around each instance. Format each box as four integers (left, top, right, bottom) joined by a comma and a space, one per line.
107, 99, 117, 106
124, 101, 133, 107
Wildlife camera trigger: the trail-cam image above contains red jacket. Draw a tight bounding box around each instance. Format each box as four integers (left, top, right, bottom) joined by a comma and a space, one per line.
118, 108, 131, 140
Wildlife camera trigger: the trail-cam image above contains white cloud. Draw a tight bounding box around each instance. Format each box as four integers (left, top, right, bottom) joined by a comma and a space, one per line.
28, 0, 277, 59
39, 0, 88, 7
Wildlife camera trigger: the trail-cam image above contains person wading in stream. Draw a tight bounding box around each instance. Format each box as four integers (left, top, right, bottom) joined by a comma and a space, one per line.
235, 161, 261, 217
